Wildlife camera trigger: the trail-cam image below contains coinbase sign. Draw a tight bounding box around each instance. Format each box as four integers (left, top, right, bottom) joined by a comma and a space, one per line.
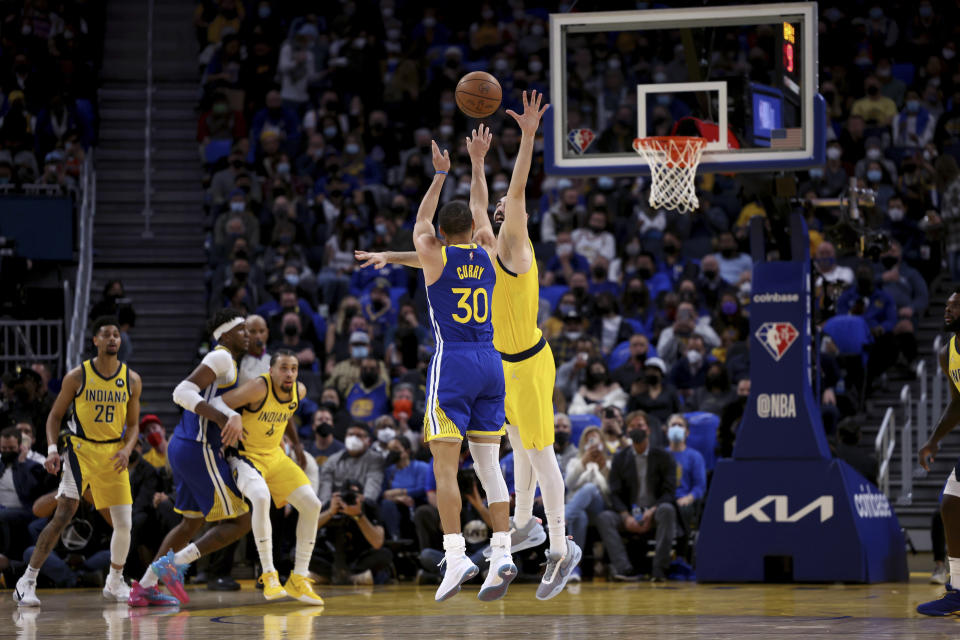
697, 213, 907, 583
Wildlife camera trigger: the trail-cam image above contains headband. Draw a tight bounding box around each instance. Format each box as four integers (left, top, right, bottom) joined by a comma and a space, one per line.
213, 317, 245, 341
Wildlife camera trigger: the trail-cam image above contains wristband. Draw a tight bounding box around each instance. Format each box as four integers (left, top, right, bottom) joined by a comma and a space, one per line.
47, 444, 58, 455
435, 170, 448, 175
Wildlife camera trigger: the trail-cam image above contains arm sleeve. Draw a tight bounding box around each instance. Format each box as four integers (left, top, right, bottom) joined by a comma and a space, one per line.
202, 349, 235, 379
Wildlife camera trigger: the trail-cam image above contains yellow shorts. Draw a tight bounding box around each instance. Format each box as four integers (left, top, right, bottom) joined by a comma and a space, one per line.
502, 341, 557, 451
60, 436, 132, 509
232, 448, 310, 508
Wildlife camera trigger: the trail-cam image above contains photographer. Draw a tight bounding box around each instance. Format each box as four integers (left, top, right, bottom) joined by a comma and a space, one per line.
317, 423, 385, 507
311, 479, 392, 585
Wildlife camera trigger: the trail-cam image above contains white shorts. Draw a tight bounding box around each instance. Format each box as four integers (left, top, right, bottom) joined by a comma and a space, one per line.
55, 454, 80, 501
944, 469, 960, 498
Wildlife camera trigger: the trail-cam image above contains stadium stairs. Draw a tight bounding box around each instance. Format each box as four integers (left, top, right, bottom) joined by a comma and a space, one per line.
91, 0, 204, 429
864, 277, 953, 553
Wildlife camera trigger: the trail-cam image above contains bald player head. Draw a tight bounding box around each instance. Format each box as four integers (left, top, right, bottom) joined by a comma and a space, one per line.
246, 314, 268, 356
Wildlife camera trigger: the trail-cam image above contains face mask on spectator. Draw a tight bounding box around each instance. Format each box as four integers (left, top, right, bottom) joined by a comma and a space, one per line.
555, 430, 570, 446
531, 24, 545, 36
374, 223, 388, 236
258, 5, 271, 18
361, 368, 379, 387
866, 148, 882, 161
686, 350, 702, 367
384, 449, 401, 465
528, 60, 543, 74
351, 345, 369, 359
230, 201, 245, 212
377, 427, 396, 444
1, 450, 17, 465
345, 435, 365, 453
393, 397, 413, 420
881, 255, 899, 269
597, 176, 615, 190
284, 273, 300, 287
809, 168, 823, 179
494, 58, 509, 73
827, 147, 841, 160
867, 169, 882, 182
888, 207, 905, 222
944, 48, 956, 60
387, 28, 401, 40
323, 126, 338, 138
316, 421, 333, 437
277, 162, 290, 175
924, 149, 936, 162
146, 431, 163, 448
654, 71, 667, 84
283, 323, 299, 337
565, 330, 581, 341
668, 425, 685, 444
345, 143, 360, 155
907, 100, 920, 113
721, 300, 738, 315
492, 180, 508, 192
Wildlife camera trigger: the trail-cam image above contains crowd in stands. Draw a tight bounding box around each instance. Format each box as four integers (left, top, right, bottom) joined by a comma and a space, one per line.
0, 0, 954, 588
0, 0, 101, 197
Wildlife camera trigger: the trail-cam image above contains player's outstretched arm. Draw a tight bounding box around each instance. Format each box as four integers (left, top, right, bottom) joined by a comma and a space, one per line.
413, 140, 449, 283
502, 90, 549, 251
42, 366, 82, 475
355, 250, 422, 270
920, 345, 960, 470
466, 123, 495, 245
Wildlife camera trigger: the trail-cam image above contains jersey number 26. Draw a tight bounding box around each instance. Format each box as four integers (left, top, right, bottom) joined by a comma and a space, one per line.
451, 287, 489, 324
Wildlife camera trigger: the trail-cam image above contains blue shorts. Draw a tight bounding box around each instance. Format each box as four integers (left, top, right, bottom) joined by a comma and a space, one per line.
168, 434, 248, 522
423, 342, 505, 442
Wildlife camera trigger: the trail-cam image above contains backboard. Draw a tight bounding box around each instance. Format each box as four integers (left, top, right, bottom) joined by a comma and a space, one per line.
545, 2, 825, 176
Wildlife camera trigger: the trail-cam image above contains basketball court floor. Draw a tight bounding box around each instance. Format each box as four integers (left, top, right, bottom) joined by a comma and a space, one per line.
5, 576, 959, 639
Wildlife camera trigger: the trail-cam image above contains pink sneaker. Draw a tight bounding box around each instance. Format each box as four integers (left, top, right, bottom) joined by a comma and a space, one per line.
128, 581, 179, 607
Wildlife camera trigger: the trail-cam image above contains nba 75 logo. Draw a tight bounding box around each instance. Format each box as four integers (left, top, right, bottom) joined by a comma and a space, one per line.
567, 129, 595, 155
754, 322, 799, 361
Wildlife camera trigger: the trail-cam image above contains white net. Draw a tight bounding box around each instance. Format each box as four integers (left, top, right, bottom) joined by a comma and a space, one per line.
632, 137, 706, 213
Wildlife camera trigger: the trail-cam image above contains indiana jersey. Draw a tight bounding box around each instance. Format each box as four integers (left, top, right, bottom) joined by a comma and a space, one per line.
950, 335, 960, 394
69, 359, 129, 442
174, 346, 238, 448
492, 240, 543, 354
239, 374, 299, 455
425, 243, 495, 344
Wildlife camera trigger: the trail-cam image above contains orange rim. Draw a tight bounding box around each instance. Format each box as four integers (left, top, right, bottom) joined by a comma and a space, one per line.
633, 136, 706, 168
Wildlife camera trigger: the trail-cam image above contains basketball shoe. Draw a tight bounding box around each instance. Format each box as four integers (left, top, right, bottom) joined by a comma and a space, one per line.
259, 571, 287, 600
482, 517, 546, 558
103, 572, 131, 601
918, 584, 960, 616
12, 575, 39, 607
478, 550, 517, 602
536, 538, 582, 601
128, 581, 179, 607
284, 574, 325, 606
151, 550, 189, 604
435, 555, 479, 602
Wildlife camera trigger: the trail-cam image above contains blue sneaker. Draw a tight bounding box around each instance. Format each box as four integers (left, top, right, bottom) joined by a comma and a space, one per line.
151, 551, 189, 604
917, 584, 960, 616
536, 538, 582, 600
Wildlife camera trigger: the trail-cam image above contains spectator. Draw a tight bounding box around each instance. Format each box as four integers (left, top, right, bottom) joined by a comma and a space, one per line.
718, 378, 751, 457
659, 230, 699, 287
612, 333, 653, 394
541, 187, 585, 243
851, 75, 898, 126
937, 154, 960, 281
239, 314, 271, 384
572, 210, 616, 263
598, 406, 628, 455
389, 384, 424, 456
277, 24, 318, 112
668, 334, 709, 399
665, 414, 707, 531
893, 89, 935, 150
197, 91, 246, 148
545, 229, 590, 285
553, 413, 578, 475
688, 362, 734, 415
304, 407, 346, 467
550, 310, 590, 377
329, 331, 389, 399
594, 425, 678, 582
379, 436, 431, 542
0, 369, 52, 448
587, 292, 634, 356
0, 427, 48, 559
656, 301, 720, 366
627, 358, 682, 425
712, 231, 752, 286
14, 421, 45, 464
569, 358, 628, 415
814, 240, 855, 289
563, 426, 610, 582
835, 419, 879, 485
317, 423, 385, 506
250, 89, 300, 159
312, 478, 392, 585
855, 137, 898, 182
271, 311, 317, 369
209, 144, 262, 208
139, 415, 170, 471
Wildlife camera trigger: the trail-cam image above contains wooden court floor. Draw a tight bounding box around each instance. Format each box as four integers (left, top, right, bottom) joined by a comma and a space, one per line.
6, 578, 960, 639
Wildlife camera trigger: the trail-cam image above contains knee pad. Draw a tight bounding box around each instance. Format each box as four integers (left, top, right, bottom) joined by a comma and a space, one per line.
468, 440, 509, 504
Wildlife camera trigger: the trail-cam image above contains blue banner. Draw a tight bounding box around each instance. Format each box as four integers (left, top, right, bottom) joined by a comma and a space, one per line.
0, 196, 74, 260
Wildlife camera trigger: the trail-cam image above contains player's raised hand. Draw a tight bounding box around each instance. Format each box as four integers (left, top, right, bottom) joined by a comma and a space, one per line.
431, 140, 451, 174
355, 250, 387, 270
466, 123, 493, 163
919, 440, 939, 472
505, 90, 550, 136
221, 413, 243, 448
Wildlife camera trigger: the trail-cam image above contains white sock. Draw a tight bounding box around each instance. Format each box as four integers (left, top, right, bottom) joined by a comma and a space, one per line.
286, 486, 320, 576
506, 426, 535, 529
140, 567, 159, 588
492, 530, 512, 556
528, 444, 568, 556
173, 543, 200, 566
109, 566, 123, 581
24, 566, 39, 581
443, 533, 466, 558
950, 557, 960, 586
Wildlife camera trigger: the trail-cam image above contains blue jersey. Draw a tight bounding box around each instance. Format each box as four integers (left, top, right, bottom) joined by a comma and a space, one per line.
173, 347, 239, 448
425, 243, 495, 344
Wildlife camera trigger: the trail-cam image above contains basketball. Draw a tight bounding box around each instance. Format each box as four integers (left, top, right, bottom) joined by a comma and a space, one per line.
455, 71, 502, 119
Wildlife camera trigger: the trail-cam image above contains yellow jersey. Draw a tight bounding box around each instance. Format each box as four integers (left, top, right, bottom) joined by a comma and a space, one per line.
950, 336, 960, 394
70, 359, 129, 442
492, 241, 543, 355
240, 374, 299, 455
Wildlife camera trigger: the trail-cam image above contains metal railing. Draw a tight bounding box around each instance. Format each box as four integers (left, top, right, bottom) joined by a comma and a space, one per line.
915, 359, 929, 456
66, 153, 96, 369
932, 334, 944, 435
0, 320, 65, 377
141, 0, 154, 238
898, 385, 913, 505
876, 406, 897, 498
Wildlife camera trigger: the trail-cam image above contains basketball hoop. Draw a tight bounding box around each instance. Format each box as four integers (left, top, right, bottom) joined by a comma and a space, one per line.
632, 136, 706, 213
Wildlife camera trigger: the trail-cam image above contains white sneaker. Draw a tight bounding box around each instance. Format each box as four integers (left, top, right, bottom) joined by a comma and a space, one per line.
13, 576, 40, 607
103, 573, 131, 601
932, 565, 949, 585
536, 538, 582, 601
478, 550, 517, 602
434, 554, 479, 602
350, 569, 374, 586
